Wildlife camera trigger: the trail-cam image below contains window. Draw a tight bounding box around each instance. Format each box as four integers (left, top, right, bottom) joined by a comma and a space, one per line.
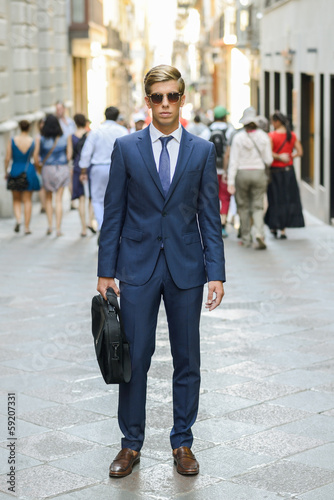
72, 0, 85, 24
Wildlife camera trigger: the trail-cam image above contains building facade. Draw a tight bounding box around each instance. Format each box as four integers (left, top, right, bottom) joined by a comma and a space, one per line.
0, 0, 71, 216
260, 0, 334, 223
0, 0, 148, 217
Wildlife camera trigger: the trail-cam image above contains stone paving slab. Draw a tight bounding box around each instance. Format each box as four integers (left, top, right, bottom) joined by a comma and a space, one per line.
0, 208, 334, 498
217, 360, 284, 379
299, 482, 334, 500
264, 368, 334, 388
272, 389, 334, 413
225, 402, 312, 428
1, 431, 99, 462
69, 393, 119, 417
219, 380, 301, 401
177, 481, 294, 499
0, 415, 50, 441
287, 442, 334, 470
198, 391, 258, 417
227, 428, 324, 458
0, 464, 99, 499
231, 460, 334, 496
50, 484, 144, 500
106, 462, 221, 499
0, 448, 42, 475
277, 414, 334, 441
19, 404, 109, 430
193, 417, 265, 444
52, 445, 161, 481
194, 444, 276, 479
0, 393, 57, 415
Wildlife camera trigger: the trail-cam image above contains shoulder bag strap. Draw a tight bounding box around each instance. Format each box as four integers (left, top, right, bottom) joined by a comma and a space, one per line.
275, 137, 288, 154
247, 132, 267, 168
41, 136, 59, 167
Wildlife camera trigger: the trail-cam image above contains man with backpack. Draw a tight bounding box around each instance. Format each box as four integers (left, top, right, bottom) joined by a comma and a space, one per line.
209, 106, 234, 237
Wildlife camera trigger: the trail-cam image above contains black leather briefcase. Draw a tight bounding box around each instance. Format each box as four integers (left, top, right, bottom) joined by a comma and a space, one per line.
91, 287, 131, 384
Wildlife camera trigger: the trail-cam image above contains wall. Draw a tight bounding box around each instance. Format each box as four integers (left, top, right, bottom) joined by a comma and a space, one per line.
260, 0, 334, 223
0, 0, 71, 217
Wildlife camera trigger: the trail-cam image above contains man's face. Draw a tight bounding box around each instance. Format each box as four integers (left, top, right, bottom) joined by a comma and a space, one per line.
56, 104, 65, 118
145, 80, 185, 134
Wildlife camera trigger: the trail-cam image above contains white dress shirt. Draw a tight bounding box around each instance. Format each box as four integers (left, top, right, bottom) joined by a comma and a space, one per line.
150, 123, 182, 183
79, 120, 128, 169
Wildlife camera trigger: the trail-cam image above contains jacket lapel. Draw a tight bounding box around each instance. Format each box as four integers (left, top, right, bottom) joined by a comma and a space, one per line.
164, 127, 194, 204
136, 127, 165, 198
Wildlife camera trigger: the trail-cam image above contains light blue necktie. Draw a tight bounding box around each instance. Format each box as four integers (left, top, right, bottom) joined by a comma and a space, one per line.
159, 136, 173, 195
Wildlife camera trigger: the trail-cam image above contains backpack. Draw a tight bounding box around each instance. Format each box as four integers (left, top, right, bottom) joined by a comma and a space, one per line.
72, 132, 87, 160
209, 128, 227, 169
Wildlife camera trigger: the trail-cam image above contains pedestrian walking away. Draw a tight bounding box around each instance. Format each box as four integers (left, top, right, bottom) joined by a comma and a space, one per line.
71, 113, 96, 237
186, 114, 210, 139
55, 100, 76, 138
97, 64, 225, 478
4, 120, 40, 235
265, 111, 305, 239
33, 115, 72, 236
228, 107, 273, 249
79, 106, 128, 232
209, 106, 235, 238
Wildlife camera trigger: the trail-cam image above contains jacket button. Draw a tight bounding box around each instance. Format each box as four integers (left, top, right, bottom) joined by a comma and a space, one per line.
162, 211, 167, 217
157, 236, 162, 241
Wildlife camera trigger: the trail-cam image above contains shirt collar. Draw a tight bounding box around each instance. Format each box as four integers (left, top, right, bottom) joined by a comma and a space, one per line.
150, 122, 182, 144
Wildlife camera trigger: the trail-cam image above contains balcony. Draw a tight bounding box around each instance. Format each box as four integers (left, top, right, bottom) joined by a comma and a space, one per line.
69, 0, 106, 43
264, 0, 291, 9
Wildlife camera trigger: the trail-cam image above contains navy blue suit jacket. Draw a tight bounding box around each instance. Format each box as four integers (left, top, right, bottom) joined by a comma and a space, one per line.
98, 126, 225, 289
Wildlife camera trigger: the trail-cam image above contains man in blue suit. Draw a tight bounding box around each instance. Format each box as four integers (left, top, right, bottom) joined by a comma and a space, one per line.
97, 65, 225, 478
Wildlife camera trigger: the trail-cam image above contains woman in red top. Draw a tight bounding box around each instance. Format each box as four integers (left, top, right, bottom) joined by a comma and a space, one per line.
264, 111, 304, 239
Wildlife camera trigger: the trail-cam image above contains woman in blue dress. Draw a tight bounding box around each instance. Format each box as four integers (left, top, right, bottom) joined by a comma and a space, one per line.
4, 120, 40, 234
33, 115, 72, 236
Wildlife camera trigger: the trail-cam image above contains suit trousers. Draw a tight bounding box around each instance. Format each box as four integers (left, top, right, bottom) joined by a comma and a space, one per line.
118, 250, 204, 452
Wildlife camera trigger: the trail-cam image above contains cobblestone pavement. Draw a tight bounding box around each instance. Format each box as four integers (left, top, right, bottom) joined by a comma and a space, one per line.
0, 201, 333, 500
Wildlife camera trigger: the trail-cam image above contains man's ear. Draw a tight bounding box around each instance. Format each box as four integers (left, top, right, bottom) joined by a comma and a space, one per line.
180, 94, 186, 107
144, 96, 151, 109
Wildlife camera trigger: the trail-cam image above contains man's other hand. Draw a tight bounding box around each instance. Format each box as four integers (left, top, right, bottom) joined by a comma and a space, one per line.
205, 281, 224, 311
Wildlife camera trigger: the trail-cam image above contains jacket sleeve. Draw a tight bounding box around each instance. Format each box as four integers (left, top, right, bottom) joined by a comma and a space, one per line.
97, 140, 128, 277
263, 134, 274, 166
78, 130, 95, 169
227, 136, 239, 186
197, 143, 226, 282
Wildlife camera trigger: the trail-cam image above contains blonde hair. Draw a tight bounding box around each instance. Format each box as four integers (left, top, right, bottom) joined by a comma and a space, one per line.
144, 65, 185, 95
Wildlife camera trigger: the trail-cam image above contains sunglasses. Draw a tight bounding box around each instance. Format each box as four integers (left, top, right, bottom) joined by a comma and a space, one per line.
147, 92, 183, 105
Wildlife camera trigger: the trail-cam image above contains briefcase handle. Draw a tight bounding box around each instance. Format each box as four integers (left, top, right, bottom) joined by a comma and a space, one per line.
105, 287, 127, 340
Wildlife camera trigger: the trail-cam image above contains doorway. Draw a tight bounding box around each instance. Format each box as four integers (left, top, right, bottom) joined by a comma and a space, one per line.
330, 76, 334, 219
300, 73, 314, 186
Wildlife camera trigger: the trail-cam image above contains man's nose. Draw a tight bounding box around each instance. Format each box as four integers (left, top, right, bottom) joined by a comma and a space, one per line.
161, 95, 169, 106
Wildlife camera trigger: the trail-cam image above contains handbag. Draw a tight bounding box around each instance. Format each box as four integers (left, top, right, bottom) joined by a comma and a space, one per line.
7, 143, 33, 191
91, 287, 131, 384
7, 171, 28, 191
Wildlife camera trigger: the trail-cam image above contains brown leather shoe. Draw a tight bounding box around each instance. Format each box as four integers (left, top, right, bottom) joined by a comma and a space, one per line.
173, 446, 199, 475
109, 448, 140, 478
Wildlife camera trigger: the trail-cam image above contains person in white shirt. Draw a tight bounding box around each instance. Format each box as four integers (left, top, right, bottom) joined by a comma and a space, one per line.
227, 107, 273, 249
55, 101, 76, 138
79, 107, 128, 230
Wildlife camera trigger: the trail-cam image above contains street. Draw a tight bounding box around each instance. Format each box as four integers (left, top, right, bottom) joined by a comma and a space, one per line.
0, 203, 334, 500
